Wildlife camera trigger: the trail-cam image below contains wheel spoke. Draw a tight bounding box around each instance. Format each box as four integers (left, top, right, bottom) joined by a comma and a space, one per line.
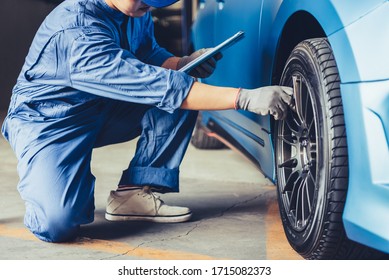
292, 76, 305, 124
299, 178, 307, 227
294, 191, 300, 228
293, 112, 303, 127
283, 170, 299, 193
307, 118, 315, 138
299, 180, 305, 226
288, 180, 298, 209
304, 86, 310, 123
293, 177, 304, 228
279, 134, 296, 146
305, 166, 317, 213
308, 166, 316, 185
303, 178, 312, 214
297, 176, 313, 228
290, 174, 303, 210
303, 87, 314, 126
285, 114, 300, 134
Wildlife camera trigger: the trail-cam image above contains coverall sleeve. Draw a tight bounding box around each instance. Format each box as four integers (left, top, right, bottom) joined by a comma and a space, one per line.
69, 26, 194, 113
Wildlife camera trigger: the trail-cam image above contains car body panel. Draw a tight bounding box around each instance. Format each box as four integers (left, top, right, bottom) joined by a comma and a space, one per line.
328, 2, 389, 83
341, 80, 389, 252
192, 0, 389, 253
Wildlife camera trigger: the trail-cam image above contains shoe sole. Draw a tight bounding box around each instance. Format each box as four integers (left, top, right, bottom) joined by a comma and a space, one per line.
105, 212, 192, 223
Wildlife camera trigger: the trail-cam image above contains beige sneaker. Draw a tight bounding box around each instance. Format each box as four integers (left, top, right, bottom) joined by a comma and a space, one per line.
105, 186, 192, 223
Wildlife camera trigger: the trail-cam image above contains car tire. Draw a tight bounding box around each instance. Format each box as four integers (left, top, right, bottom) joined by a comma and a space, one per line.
191, 113, 225, 149
275, 38, 388, 259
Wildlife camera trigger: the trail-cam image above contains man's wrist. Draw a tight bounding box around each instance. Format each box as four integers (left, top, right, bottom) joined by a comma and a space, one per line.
234, 88, 242, 110
161, 57, 181, 70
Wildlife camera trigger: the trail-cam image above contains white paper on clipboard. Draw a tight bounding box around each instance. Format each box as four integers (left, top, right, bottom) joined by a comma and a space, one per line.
178, 31, 245, 74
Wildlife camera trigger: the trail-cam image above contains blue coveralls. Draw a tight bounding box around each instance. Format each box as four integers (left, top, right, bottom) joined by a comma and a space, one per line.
1, 0, 197, 242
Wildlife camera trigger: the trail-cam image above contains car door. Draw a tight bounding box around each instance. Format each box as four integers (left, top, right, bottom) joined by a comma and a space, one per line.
197, 0, 279, 178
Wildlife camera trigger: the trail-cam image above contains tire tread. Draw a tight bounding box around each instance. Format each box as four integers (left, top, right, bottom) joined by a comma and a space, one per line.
301, 38, 387, 259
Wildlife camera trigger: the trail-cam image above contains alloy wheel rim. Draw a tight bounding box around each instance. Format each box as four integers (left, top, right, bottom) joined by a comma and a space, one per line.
277, 74, 319, 231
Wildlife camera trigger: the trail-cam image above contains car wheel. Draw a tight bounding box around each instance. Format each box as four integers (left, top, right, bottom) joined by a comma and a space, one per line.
276, 38, 387, 259
191, 113, 225, 149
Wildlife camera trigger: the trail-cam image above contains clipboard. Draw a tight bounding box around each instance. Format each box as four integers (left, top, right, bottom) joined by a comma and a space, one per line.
179, 31, 245, 74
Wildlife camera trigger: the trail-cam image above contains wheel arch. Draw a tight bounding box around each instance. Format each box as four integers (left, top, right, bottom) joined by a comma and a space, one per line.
272, 11, 326, 86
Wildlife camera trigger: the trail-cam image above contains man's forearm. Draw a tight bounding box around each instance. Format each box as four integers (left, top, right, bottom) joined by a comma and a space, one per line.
180, 82, 238, 111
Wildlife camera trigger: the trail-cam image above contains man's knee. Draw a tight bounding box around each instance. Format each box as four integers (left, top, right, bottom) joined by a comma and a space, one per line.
25, 205, 80, 243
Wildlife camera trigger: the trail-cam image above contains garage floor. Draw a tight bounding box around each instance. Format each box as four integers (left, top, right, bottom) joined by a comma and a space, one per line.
0, 113, 302, 260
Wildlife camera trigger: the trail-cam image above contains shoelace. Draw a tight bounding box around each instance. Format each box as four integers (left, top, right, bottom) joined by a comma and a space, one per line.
143, 186, 166, 202
142, 186, 166, 214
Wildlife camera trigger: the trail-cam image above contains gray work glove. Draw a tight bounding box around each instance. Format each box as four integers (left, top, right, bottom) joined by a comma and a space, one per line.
236, 86, 294, 120
177, 48, 222, 78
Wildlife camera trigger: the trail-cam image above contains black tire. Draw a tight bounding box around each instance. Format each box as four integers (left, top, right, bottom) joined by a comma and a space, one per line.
191, 113, 225, 149
275, 38, 388, 259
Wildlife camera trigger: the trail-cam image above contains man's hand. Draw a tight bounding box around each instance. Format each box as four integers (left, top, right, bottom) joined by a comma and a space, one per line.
177, 48, 222, 78
235, 86, 293, 120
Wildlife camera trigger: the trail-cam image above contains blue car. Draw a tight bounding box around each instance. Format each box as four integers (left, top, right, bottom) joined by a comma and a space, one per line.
190, 0, 389, 259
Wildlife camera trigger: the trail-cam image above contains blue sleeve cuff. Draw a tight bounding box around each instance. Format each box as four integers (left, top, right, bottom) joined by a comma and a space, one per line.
158, 70, 195, 112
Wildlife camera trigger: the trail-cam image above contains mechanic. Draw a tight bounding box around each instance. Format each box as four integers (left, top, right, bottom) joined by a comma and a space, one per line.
1, 0, 293, 242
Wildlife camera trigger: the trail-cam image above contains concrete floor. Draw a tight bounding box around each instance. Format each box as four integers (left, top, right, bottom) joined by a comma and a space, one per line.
0, 113, 302, 260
